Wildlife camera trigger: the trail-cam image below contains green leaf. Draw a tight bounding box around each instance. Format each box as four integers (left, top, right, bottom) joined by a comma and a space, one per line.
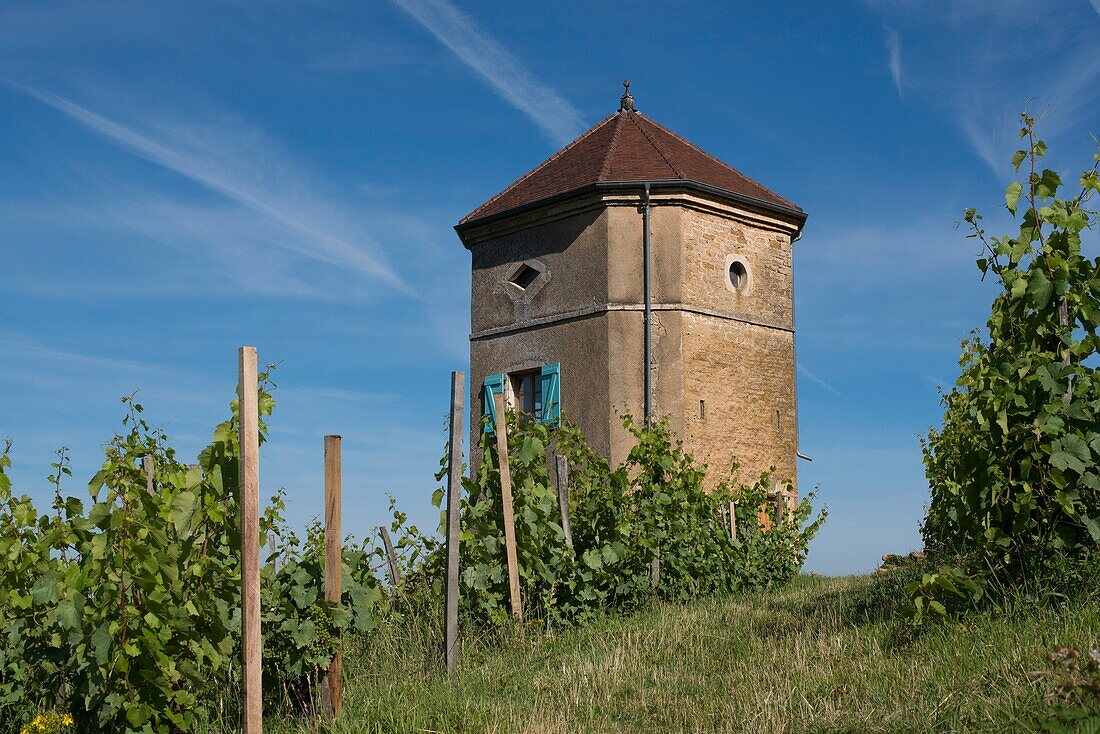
31, 571, 59, 605
56, 600, 80, 630
518, 436, 545, 464
169, 491, 198, 535
126, 703, 148, 727
1005, 181, 1023, 214
1037, 169, 1061, 200
291, 619, 316, 648
88, 501, 111, 528
1083, 517, 1100, 542
1010, 150, 1027, 171
431, 488, 444, 508
1027, 269, 1053, 309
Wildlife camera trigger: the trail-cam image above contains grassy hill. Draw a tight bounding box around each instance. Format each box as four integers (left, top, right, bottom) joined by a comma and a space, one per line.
261, 573, 1100, 733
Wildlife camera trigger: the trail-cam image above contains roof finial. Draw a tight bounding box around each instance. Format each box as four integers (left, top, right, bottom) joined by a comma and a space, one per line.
619, 79, 635, 112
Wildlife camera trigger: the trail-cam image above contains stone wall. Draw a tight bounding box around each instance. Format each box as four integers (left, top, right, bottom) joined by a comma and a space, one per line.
679, 206, 793, 329
681, 313, 798, 491
677, 205, 798, 491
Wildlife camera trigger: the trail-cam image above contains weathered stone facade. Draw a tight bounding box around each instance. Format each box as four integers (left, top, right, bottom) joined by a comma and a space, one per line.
463, 189, 802, 492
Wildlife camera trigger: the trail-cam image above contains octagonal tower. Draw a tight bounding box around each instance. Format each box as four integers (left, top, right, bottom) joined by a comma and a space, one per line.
456, 82, 807, 491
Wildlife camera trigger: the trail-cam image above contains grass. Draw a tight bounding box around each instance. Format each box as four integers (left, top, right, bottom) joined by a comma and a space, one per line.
260, 573, 1100, 733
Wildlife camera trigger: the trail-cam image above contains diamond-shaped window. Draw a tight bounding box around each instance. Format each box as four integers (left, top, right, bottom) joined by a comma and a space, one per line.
509, 264, 541, 290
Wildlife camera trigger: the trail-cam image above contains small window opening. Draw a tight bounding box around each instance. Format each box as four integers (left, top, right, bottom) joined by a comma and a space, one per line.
699, 399, 706, 420
728, 261, 748, 290
509, 370, 543, 418
510, 264, 540, 290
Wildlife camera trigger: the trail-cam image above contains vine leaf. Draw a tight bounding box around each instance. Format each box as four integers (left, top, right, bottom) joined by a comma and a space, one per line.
1006, 181, 1023, 214
169, 491, 198, 535
1028, 270, 1053, 309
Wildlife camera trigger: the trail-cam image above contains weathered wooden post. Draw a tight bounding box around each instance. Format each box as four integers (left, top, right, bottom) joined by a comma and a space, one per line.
142, 455, 154, 495
769, 477, 786, 525
554, 454, 573, 550
237, 346, 262, 734
491, 392, 522, 621
377, 525, 401, 588
445, 371, 464, 672
323, 435, 342, 719
729, 499, 737, 541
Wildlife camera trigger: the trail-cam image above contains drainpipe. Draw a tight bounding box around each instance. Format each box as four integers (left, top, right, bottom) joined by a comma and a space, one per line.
642, 182, 652, 426
791, 227, 806, 463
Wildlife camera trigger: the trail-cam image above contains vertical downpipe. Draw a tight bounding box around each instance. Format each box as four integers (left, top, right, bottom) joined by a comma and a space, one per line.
642, 183, 653, 426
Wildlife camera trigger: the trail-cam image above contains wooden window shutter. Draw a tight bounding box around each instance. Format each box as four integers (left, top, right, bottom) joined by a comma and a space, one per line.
539, 362, 561, 426
482, 374, 505, 434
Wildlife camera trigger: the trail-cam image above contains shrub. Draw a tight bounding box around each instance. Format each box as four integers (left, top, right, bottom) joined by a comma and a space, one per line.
921, 113, 1100, 587
0, 377, 385, 731
421, 411, 825, 630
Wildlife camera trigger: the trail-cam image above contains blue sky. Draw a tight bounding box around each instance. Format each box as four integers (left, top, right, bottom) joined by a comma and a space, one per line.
2, 0, 1099, 575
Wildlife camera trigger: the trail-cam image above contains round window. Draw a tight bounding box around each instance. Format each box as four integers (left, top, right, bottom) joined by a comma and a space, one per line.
728, 260, 748, 289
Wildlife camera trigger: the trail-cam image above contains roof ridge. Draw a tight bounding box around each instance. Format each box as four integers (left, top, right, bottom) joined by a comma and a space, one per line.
459, 113, 616, 225
629, 112, 681, 179
636, 113, 799, 210
598, 111, 628, 181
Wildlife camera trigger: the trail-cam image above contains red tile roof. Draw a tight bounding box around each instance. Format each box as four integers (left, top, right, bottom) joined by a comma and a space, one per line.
458, 108, 803, 228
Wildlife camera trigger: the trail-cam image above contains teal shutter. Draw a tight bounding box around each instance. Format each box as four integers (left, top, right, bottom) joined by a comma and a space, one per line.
482, 374, 505, 434
539, 362, 561, 425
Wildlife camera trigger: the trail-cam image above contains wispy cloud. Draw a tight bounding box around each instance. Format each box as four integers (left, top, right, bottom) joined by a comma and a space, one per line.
0, 335, 173, 375
798, 362, 843, 397
884, 26, 903, 99
867, 1, 1100, 177
387, 0, 585, 147
4, 81, 411, 295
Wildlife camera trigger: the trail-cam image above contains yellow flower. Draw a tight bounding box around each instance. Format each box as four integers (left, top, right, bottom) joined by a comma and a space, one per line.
20, 712, 72, 734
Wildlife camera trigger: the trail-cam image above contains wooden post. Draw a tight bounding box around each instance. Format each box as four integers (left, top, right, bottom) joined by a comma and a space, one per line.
445, 371, 464, 672
492, 392, 522, 622
142, 456, 154, 495
377, 525, 401, 588
728, 500, 737, 541
237, 346, 262, 734
323, 435, 342, 720
554, 455, 573, 550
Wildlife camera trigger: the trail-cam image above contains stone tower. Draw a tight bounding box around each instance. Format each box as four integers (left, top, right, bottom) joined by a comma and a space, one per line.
456, 83, 807, 490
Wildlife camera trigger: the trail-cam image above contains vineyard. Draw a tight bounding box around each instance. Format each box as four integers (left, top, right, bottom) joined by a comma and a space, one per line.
0, 350, 822, 733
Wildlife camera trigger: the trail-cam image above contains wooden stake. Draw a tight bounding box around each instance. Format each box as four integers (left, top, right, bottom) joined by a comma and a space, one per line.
492, 392, 522, 622
555, 454, 573, 550
268, 534, 276, 570
377, 525, 401, 588
237, 346, 262, 734
323, 435, 342, 720
728, 500, 737, 541
445, 371, 464, 672
142, 455, 154, 495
